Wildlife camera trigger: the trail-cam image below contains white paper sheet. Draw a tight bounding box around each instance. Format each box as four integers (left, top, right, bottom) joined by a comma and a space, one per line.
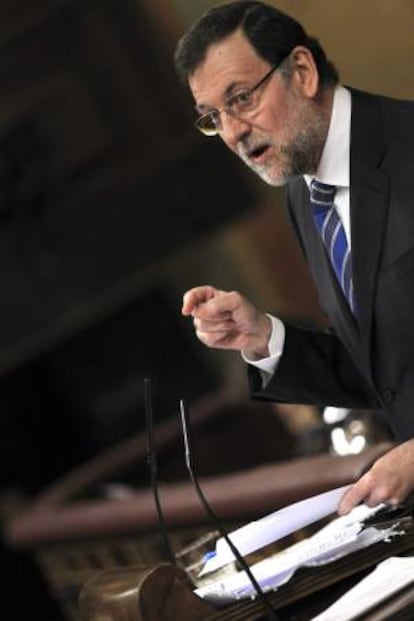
310, 555, 414, 621
194, 503, 404, 607
200, 484, 352, 575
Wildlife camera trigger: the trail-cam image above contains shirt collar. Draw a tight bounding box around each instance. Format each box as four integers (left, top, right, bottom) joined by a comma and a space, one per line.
304, 85, 351, 188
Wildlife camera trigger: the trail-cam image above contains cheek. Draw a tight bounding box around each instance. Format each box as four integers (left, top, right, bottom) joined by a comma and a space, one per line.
254, 101, 292, 136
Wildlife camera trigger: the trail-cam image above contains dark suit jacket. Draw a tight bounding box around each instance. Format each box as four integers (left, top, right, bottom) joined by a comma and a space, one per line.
249, 88, 414, 441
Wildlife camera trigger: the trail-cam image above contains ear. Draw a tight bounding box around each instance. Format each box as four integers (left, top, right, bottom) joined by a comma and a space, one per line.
289, 45, 320, 98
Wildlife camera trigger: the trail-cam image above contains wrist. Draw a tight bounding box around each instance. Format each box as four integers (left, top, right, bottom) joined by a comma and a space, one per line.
244, 315, 272, 360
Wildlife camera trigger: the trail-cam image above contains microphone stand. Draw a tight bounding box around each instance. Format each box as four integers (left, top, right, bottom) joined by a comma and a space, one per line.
143, 377, 176, 565
179, 398, 280, 621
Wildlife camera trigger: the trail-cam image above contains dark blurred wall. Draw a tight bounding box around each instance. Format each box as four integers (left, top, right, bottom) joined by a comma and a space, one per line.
0, 0, 262, 495
0, 5, 262, 614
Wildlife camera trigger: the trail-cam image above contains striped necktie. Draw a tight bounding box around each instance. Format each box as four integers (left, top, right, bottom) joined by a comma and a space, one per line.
310, 179, 355, 313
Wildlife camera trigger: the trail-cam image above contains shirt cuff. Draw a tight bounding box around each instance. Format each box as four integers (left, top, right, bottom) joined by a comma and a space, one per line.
242, 315, 285, 381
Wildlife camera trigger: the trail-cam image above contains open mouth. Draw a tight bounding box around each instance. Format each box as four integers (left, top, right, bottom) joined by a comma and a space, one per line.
249, 144, 270, 162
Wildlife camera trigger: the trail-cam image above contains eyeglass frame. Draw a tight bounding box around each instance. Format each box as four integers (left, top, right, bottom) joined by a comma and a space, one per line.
193, 55, 289, 137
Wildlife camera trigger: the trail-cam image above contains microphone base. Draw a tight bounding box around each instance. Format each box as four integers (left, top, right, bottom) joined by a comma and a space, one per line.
78, 562, 216, 621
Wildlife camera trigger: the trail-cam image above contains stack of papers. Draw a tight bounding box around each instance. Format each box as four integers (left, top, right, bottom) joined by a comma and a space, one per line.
310, 555, 414, 620
194, 486, 405, 606
199, 485, 351, 576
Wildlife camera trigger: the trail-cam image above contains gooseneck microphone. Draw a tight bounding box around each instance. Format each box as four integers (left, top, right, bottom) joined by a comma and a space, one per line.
143, 376, 279, 619
143, 377, 176, 565
179, 398, 280, 621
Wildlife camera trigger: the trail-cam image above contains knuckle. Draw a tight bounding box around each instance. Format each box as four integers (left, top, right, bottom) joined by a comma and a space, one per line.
388, 496, 401, 506
371, 483, 395, 505
363, 469, 377, 487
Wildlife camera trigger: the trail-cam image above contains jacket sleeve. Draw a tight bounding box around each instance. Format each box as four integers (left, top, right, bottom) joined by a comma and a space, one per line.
248, 322, 380, 409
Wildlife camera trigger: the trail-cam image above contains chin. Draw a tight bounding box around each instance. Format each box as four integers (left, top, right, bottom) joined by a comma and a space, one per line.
247, 154, 290, 186
255, 166, 289, 187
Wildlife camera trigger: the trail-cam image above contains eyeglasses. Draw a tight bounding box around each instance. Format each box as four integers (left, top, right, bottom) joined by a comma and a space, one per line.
194, 62, 281, 137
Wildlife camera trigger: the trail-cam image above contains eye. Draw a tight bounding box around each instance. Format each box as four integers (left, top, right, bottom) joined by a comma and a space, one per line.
230, 90, 253, 111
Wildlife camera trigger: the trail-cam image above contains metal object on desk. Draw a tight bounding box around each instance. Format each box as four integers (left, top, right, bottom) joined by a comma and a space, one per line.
78, 563, 216, 621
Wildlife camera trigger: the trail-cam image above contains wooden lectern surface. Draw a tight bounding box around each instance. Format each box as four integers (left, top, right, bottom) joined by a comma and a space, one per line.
79, 516, 414, 621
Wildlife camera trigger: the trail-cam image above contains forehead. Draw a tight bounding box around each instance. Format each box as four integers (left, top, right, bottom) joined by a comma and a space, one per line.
189, 29, 270, 108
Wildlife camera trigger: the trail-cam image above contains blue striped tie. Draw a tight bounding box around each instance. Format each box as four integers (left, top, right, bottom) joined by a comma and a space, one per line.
310, 179, 355, 313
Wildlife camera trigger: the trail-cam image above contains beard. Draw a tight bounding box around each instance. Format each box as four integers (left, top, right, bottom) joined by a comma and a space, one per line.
236, 95, 329, 187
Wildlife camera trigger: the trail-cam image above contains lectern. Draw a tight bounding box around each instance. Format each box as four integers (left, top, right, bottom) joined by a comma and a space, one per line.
78, 522, 414, 621
4, 421, 401, 621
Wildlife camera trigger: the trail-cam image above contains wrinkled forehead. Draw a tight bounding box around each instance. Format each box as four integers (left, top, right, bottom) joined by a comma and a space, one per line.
189, 29, 270, 111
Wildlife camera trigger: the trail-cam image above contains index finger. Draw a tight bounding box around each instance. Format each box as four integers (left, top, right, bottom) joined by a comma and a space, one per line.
182, 285, 219, 316
337, 476, 371, 515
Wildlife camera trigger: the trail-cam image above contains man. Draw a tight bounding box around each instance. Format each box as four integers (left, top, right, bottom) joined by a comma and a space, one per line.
174, 0, 414, 514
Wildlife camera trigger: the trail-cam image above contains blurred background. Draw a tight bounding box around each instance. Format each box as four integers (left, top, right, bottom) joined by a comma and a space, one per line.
0, 0, 413, 618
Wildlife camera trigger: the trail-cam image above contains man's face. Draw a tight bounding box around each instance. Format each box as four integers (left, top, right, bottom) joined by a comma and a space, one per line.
189, 30, 329, 186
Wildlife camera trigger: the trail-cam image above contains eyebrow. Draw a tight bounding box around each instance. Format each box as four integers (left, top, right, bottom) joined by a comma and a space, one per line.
194, 79, 248, 115
224, 79, 246, 98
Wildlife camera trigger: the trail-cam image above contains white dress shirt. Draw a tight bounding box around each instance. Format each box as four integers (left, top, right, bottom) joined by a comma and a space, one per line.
243, 86, 352, 381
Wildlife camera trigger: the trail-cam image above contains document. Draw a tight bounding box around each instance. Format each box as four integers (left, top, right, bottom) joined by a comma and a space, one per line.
194, 488, 405, 607
310, 555, 414, 621
199, 485, 352, 576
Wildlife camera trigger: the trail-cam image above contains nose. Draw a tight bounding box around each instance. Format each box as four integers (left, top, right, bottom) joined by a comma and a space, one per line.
219, 110, 251, 149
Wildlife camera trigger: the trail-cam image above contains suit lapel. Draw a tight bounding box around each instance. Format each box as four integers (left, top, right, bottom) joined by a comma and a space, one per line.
287, 89, 389, 375
349, 89, 389, 362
